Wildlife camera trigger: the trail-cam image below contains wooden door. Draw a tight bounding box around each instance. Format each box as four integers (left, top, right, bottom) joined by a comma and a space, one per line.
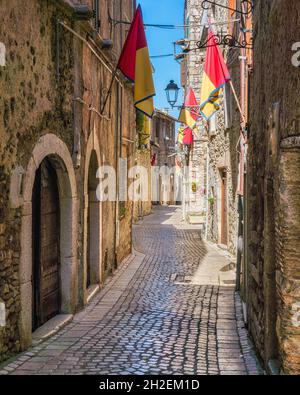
86, 204, 91, 289
221, 170, 228, 245
32, 159, 60, 330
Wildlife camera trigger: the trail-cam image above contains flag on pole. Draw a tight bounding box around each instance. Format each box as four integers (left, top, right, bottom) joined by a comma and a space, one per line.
183, 127, 194, 145
117, 5, 155, 118
178, 87, 199, 129
200, 29, 231, 120
177, 126, 185, 144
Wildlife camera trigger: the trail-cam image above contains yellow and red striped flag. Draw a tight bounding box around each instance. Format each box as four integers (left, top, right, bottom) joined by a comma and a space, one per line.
117, 5, 156, 118
200, 30, 231, 120
178, 87, 199, 129
177, 126, 185, 144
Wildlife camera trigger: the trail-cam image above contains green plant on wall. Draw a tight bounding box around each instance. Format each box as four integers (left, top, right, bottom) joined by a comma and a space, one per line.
191, 181, 197, 193
136, 111, 145, 133
208, 195, 215, 207
136, 111, 150, 150
119, 202, 126, 219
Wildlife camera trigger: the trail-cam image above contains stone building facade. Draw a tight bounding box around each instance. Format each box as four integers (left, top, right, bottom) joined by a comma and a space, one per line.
151, 110, 176, 205
133, 113, 152, 222
182, 0, 238, 254
215, 0, 300, 375
244, 0, 300, 375
0, 0, 136, 362
182, 0, 208, 219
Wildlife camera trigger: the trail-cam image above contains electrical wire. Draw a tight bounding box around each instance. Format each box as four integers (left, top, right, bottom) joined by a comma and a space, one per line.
110, 18, 240, 30
150, 54, 174, 59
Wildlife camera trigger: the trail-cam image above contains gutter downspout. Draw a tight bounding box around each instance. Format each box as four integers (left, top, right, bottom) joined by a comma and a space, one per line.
114, 83, 120, 270
205, 143, 210, 240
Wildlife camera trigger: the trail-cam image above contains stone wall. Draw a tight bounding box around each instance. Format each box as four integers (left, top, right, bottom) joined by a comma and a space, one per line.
0, 0, 136, 362
247, 0, 300, 374
150, 111, 176, 205
0, 0, 75, 362
133, 149, 152, 223
184, 0, 238, 253
184, 0, 209, 218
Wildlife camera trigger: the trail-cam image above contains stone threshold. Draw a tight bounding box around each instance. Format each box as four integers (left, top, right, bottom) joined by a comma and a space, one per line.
32, 314, 74, 346
235, 293, 264, 375
86, 284, 100, 304
32, 250, 145, 345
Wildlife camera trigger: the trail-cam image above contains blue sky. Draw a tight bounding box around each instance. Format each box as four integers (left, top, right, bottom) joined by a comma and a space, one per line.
138, 0, 185, 118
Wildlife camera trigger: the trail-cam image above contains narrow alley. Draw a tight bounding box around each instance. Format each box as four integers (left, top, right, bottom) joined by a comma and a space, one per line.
1, 0, 300, 379
0, 207, 259, 375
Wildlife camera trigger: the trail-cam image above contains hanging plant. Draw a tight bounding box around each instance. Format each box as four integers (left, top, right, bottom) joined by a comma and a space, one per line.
208, 195, 215, 206
136, 111, 145, 133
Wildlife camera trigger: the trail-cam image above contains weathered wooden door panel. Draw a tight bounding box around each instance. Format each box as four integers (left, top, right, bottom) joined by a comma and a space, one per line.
32, 159, 60, 330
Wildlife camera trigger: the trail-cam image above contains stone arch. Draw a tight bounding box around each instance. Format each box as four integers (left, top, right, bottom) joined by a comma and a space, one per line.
83, 130, 102, 303
15, 134, 78, 350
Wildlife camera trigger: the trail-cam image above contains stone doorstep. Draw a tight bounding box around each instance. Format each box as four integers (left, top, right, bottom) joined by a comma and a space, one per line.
86, 284, 100, 304
31, 251, 145, 347
219, 271, 236, 286
32, 314, 74, 346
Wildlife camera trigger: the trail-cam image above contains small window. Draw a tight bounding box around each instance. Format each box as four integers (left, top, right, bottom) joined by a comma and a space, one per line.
93, 0, 100, 32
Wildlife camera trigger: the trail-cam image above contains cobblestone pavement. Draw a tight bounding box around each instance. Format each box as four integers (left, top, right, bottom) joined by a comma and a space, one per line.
0, 207, 260, 375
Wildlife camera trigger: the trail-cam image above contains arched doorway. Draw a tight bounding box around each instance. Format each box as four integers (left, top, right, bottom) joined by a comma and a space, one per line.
86, 150, 101, 290
32, 158, 60, 330
12, 134, 78, 350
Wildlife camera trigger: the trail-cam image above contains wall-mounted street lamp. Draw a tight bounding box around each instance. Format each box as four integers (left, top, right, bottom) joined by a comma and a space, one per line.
165, 80, 180, 109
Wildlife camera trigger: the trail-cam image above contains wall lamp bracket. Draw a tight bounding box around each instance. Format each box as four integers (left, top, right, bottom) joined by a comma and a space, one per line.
195, 32, 253, 50
73, 5, 94, 21
201, 1, 253, 17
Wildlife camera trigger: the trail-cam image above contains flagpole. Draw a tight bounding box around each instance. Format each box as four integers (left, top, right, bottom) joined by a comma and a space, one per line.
101, 68, 118, 115
229, 80, 246, 125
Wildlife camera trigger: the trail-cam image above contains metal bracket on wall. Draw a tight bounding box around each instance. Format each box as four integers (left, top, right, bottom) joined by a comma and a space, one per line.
195, 31, 252, 50
201, 0, 253, 17
55, 19, 60, 82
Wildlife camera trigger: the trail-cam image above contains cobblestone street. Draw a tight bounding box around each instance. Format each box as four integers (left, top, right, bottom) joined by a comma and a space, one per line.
0, 207, 260, 375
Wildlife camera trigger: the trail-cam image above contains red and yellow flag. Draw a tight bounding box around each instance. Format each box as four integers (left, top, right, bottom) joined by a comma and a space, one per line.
179, 87, 199, 129
200, 30, 231, 120
118, 5, 155, 118
183, 127, 194, 145
177, 126, 185, 144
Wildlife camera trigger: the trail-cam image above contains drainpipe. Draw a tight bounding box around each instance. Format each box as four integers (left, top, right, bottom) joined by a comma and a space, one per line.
205, 143, 210, 240
114, 81, 120, 270
72, 24, 83, 168
236, 41, 247, 291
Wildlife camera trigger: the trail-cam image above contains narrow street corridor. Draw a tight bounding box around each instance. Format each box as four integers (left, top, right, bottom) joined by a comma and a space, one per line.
0, 207, 260, 376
